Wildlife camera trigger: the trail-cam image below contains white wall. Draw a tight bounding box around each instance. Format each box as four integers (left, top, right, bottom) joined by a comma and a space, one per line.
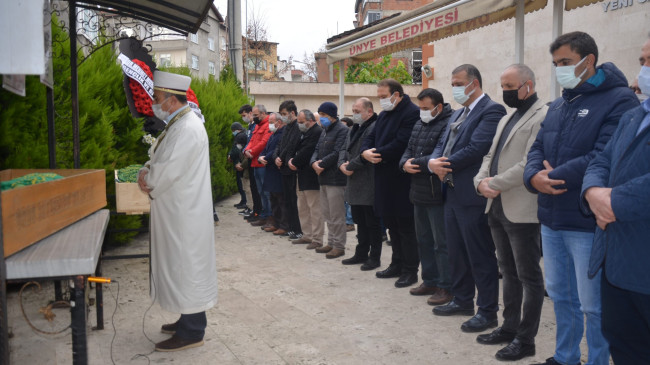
426, 1, 649, 108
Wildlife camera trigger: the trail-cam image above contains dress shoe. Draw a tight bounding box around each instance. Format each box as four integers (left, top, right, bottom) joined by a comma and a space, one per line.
341, 255, 366, 265
315, 245, 333, 253
346, 224, 355, 232
263, 226, 277, 232
288, 232, 303, 240
306, 242, 322, 250
530, 357, 580, 365
427, 288, 453, 305
160, 321, 178, 334
461, 313, 498, 333
360, 259, 381, 271
395, 273, 418, 288
495, 338, 535, 361
273, 229, 288, 236
250, 219, 267, 226
292, 237, 311, 244
375, 265, 401, 278
476, 327, 516, 345
409, 283, 439, 296
432, 299, 474, 316
155, 335, 204, 352
326, 248, 345, 259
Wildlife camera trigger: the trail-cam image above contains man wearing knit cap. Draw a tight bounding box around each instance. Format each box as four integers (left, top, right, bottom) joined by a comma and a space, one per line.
137, 70, 218, 352
310, 102, 349, 258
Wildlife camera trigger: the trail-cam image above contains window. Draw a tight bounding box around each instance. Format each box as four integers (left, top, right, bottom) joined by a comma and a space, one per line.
190, 33, 198, 43
208, 61, 215, 75
221, 36, 227, 51
208, 37, 215, 51
191, 55, 199, 70
365, 11, 381, 25
263, 60, 267, 71
159, 54, 172, 67
412, 50, 422, 84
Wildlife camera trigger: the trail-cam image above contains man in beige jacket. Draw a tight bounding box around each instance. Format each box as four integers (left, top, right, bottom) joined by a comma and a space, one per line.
473, 64, 547, 362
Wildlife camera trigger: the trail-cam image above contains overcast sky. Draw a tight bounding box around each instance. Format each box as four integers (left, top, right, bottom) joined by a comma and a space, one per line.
213, 0, 357, 64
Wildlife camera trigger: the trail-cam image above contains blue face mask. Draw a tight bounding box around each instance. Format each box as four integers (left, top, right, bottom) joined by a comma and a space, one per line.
232, 131, 238, 136
320, 117, 331, 128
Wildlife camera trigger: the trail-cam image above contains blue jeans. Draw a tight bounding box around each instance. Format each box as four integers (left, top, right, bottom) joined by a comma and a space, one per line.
253, 167, 271, 218
345, 201, 353, 225
413, 204, 450, 289
541, 225, 609, 365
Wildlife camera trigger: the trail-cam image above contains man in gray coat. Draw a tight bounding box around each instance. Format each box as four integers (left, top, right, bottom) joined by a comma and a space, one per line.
338, 98, 382, 270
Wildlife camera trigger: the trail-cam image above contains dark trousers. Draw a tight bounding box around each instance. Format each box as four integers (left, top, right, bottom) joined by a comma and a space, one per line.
413, 204, 450, 289
281, 174, 301, 233
235, 170, 246, 204
445, 202, 499, 316
175, 312, 207, 341
248, 166, 262, 214
488, 197, 543, 344
270, 191, 288, 230
602, 274, 650, 365
383, 215, 419, 274
350, 204, 383, 261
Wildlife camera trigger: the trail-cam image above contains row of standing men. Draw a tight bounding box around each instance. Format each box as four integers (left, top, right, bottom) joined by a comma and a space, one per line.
226, 31, 650, 365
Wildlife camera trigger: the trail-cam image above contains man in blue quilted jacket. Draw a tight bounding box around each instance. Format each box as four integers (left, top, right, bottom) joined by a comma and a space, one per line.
581, 34, 650, 365
524, 31, 639, 365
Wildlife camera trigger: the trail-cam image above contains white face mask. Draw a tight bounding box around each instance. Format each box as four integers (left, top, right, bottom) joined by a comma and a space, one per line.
420, 106, 440, 124
379, 93, 397, 111
269, 123, 277, 133
555, 56, 588, 90
242, 115, 251, 123
352, 113, 364, 124
638, 65, 650, 96
298, 123, 308, 133
152, 97, 171, 121
452, 83, 475, 105
280, 116, 289, 123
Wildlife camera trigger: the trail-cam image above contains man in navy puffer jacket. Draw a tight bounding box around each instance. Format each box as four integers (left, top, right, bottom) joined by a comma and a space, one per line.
524, 31, 638, 365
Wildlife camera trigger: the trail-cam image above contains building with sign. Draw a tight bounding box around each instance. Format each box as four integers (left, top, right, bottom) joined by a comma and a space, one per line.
325, 0, 649, 110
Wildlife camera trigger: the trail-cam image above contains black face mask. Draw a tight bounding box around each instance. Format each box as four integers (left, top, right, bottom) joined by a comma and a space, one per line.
253, 116, 260, 124
502, 83, 528, 109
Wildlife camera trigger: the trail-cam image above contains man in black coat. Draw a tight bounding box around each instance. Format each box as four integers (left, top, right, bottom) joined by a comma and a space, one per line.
272, 100, 303, 240
428, 64, 506, 333
399, 88, 454, 305
361, 78, 419, 288
288, 110, 324, 249
228, 122, 249, 209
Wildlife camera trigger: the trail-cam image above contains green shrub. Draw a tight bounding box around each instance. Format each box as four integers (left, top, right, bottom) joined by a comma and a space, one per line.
0, 16, 250, 244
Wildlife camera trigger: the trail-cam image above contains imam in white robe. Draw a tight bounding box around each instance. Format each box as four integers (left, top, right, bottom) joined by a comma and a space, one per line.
143, 107, 218, 314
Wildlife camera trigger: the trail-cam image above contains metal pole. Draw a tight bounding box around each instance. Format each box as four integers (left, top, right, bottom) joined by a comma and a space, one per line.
551, 0, 563, 100
338, 60, 345, 117
47, 86, 56, 168
228, 0, 244, 84
71, 276, 88, 365
514, 0, 525, 64
0, 192, 9, 365
69, 1, 80, 169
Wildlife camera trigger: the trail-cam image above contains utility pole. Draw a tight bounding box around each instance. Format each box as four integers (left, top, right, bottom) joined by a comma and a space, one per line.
227, 0, 244, 84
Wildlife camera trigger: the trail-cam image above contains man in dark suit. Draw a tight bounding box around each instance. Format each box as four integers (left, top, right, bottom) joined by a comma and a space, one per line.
428, 64, 506, 332
361, 78, 420, 288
